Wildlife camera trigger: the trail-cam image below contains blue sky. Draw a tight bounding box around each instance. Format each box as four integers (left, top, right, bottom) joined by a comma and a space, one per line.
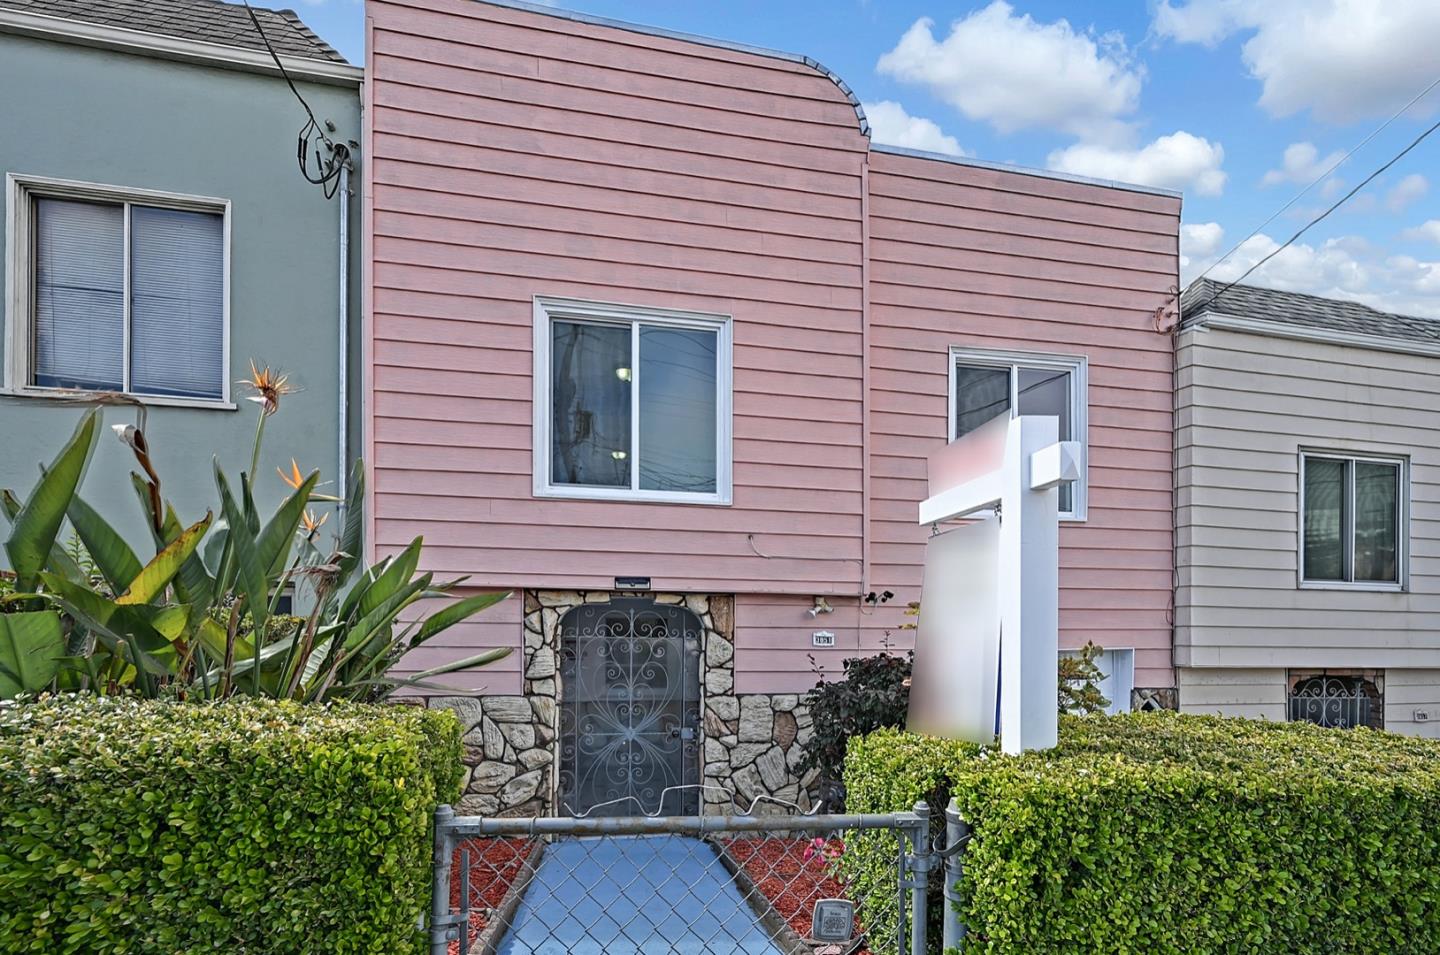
277, 0, 1440, 317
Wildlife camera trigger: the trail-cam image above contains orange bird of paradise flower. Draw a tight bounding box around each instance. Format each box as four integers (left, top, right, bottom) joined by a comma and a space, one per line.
278, 458, 306, 490
300, 509, 329, 537
239, 360, 296, 416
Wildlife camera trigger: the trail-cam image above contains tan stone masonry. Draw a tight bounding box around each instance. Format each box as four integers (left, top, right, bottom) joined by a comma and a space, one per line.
424, 591, 819, 816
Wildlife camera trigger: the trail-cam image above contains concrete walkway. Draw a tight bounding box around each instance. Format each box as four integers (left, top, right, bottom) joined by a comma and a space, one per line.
496, 835, 783, 955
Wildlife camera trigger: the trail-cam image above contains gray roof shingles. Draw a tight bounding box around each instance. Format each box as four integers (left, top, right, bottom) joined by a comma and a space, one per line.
0, 0, 348, 64
1182, 277, 1440, 347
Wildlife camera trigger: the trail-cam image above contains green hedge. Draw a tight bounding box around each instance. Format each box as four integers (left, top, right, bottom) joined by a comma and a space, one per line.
844, 713, 1440, 954
0, 695, 462, 954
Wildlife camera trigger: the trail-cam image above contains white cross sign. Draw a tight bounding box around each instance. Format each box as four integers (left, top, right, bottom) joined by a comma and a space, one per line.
908, 414, 1081, 754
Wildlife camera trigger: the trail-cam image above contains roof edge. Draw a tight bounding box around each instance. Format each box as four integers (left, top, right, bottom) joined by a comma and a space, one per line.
0, 7, 362, 86
472, 0, 868, 136
872, 143, 1184, 199
1185, 309, 1440, 360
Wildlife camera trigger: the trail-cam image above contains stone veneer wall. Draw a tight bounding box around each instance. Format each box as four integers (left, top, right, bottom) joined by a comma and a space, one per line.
423, 590, 818, 817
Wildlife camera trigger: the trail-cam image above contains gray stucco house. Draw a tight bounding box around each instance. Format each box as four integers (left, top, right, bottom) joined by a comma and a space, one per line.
1176, 279, 1440, 737
0, 0, 360, 545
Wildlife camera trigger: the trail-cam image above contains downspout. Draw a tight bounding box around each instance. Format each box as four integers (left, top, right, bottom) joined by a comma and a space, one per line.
858, 151, 872, 652
337, 159, 350, 504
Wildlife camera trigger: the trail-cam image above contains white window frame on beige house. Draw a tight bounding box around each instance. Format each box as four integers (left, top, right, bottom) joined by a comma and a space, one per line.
1297, 449, 1409, 592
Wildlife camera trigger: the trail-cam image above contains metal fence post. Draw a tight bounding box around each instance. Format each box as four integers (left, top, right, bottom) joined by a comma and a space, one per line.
908, 800, 931, 955
941, 799, 972, 953
430, 804, 456, 955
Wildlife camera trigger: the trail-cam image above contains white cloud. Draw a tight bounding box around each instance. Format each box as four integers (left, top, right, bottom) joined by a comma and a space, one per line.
1180, 221, 1224, 270
1262, 141, 1346, 187
876, 3, 1143, 142
1402, 220, 1440, 244
863, 101, 967, 156
1154, 0, 1440, 123
1184, 229, 1440, 318
1385, 173, 1429, 213
1047, 131, 1226, 195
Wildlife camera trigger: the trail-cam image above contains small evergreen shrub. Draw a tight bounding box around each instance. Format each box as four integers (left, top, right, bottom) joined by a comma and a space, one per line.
0, 695, 462, 954
800, 645, 1110, 809
843, 713, 1440, 954
797, 651, 912, 807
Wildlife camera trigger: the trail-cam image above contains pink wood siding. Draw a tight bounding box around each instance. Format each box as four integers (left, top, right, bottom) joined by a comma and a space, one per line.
367, 0, 869, 692
857, 151, 1179, 692
365, 0, 1180, 695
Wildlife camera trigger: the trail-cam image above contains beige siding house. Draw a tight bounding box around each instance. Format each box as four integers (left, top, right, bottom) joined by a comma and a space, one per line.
1176, 279, 1440, 736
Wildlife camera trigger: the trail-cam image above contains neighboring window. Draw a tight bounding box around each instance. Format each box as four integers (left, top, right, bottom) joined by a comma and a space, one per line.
534, 298, 732, 504
950, 348, 1087, 518
1059, 646, 1134, 715
7, 177, 228, 402
1288, 674, 1381, 730
1300, 452, 1405, 587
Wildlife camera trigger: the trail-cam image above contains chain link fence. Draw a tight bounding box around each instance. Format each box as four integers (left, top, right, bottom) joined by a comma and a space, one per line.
429, 804, 934, 955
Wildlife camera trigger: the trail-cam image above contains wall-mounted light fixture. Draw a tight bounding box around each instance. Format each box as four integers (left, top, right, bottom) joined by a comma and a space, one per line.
807, 596, 834, 618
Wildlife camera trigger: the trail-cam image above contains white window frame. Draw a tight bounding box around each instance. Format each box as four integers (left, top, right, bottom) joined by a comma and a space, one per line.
4, 173, 233, 409
1298, 450, 1409, 592
532, 296, 733, 505
948, 345, 1088, 521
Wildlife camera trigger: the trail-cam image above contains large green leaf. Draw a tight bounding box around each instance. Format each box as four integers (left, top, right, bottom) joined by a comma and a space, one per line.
415, 591, 511, 644
408, 647, 512, 680
115, 513, 213, 606
356, 537, 422, 620
0, 610, 66, 698
215, 466, 269, 637
255, 470, 318, 578
336, 460, 365, 581
67, 493, 143, 594
5, 411, 98, 589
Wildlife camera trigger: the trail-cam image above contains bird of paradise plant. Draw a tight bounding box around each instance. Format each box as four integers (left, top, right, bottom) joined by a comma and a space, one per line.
0, 374, 510, 702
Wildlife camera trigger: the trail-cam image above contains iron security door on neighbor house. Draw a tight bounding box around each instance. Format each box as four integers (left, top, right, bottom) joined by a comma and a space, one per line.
558, 599, 701, 816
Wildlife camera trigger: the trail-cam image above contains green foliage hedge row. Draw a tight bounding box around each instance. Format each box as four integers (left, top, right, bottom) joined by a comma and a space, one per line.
844, 713, 1440, 954
0, 696, 462, 954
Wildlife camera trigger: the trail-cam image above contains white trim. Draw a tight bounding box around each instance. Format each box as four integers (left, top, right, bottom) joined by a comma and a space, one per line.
1190, 311, 1440, 360
0, 8, 361, 87
1297, 449, 1409, 592
0, 387, 237, 412
948, 345, 1089, 521
4, 174, 232, 406
532, 296, 733, 506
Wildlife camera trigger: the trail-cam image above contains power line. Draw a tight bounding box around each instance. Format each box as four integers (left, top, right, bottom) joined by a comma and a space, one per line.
1197, 72, 1440, 286
1210, 112, 1440, 304
243, 0, 348, 198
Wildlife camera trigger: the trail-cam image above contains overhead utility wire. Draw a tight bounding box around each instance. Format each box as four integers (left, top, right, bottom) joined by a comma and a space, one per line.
243, 0, 348, 198
1198, 72, 1440, 286
1210, 112, 1440, 304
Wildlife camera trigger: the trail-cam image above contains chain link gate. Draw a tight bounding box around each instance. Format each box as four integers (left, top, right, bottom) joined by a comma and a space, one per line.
429, 802, 934, 955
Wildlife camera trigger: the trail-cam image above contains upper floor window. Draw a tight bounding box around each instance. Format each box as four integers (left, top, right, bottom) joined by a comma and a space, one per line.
950, 347, 1088, 520
6, 176, 228, 404
1301, 452, 1406, 588
533, 298, 732, 505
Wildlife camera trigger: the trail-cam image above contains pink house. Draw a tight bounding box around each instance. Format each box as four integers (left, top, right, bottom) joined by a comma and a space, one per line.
363, 0, 1181, 816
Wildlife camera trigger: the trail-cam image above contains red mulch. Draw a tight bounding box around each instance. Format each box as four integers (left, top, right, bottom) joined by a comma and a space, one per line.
447, 837, 536, 955
722, 836, 869, 954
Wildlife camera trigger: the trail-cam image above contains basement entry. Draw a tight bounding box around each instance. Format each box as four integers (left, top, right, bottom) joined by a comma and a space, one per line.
557, 598, 703, 817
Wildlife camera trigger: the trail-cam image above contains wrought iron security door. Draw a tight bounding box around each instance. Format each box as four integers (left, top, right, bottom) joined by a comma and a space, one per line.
558, 598, 701, 817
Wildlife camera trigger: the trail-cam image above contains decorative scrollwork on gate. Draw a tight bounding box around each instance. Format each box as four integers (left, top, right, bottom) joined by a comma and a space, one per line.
1288, 675, 1373, 730
558, 598, 702, 817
